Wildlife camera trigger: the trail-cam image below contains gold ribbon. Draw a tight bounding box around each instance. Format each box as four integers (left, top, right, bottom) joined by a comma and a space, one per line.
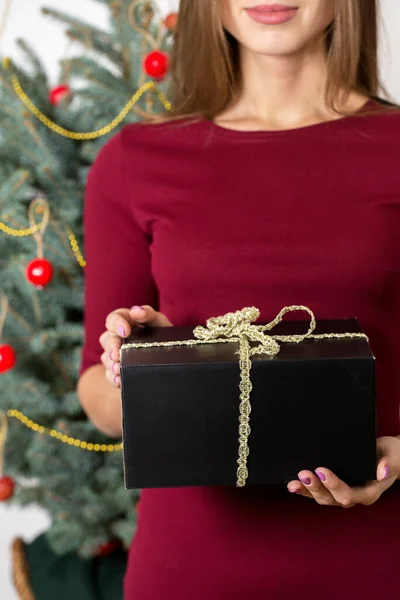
28, 197, 50, 259
121, 305, 369, 487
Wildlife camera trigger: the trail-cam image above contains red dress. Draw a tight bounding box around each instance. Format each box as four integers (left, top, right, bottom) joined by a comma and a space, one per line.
80, 101, 400, 599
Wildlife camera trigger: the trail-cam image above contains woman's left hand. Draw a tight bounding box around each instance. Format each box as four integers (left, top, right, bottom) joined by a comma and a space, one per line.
287, 436, 400, 507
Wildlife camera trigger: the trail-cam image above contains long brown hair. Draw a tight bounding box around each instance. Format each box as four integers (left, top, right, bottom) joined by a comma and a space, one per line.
150, 0, 384, 124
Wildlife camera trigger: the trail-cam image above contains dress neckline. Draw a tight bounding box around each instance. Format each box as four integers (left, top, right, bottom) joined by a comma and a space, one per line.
203, 98, 376, 140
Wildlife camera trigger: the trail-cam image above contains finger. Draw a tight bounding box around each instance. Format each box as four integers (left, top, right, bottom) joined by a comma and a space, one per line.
376, 457, 392, 483
376, 436, 400, 481
130, 305, 172, 327
350, 480, 385, 506
314, 469, 356, 507
297, 470, 338, 506
105, 365, 120, 388
287, 480, 313, 498
105, 308, 137, 338
103, 352, 120, 377
99, 329, 112, 349
377, 435, 400, 460
99, 331, 123, 362
100, 351, 111, 369
101, 350, 121, 380
319, 466, 391, 507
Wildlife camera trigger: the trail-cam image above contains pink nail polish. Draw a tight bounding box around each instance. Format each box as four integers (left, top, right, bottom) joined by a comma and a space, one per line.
300, 477, 311, 486
118, 325, 126, 337
316, 471, 326, 482
109, 349, 114, 361
289, 488, 301, 494
131, 305, 145, 311
383, 466, 390, 480
113, 375, 120, 386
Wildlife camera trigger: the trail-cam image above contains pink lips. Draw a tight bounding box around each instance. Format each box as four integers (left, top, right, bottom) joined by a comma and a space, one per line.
245, 4, 298, 25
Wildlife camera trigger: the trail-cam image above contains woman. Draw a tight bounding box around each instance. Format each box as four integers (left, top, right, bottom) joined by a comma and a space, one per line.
77, 0, 400, 598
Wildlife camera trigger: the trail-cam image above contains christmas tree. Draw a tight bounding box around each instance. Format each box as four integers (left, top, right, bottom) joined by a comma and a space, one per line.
0, 0, 175, 580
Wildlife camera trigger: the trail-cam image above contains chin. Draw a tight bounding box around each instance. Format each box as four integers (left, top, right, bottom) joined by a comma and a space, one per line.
248, 42, 306, 56
240, 31, 309, 57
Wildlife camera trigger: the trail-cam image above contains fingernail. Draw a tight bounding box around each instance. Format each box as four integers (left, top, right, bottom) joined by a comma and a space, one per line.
112, 362, 119, 375
131, 305, 145, 311
113, 375, 120, 386
383, 465, 390, 480
315, 471, 326, 482
118, 325, 126, 337
300, 477, 311, 486
109, 349, 114, 361
289, 488, 301, 494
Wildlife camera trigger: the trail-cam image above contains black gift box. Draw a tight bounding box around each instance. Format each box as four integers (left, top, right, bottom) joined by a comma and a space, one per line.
120, 312, 376, 489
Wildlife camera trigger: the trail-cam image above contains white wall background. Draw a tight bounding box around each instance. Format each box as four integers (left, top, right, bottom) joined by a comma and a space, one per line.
0, 1, 399, 599
379, 0, 400, 101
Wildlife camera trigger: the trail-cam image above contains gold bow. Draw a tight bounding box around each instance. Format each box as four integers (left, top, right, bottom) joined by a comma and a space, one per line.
121, 305, 368, 487
193, 305, 317, 356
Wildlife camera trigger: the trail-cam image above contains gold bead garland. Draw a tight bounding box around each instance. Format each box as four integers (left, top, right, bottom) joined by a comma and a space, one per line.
3, 57, 172, 140
0, 220, 42, 237
6, 410, 122, 452
0, 208, 87, 268
66, 225, 86, 268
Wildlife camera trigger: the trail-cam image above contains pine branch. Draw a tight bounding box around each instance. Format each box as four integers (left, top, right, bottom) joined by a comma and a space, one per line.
41, 7, 111, 46
1, 59, 50, 113
0, 123, 44, 166
0, 170, 31, 206
65, 29, 121, 66
61, 57, 128, 93
15, 39, 49, 87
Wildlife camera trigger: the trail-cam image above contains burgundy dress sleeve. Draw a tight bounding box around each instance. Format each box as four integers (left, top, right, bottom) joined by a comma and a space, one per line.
79, 129, 158, 376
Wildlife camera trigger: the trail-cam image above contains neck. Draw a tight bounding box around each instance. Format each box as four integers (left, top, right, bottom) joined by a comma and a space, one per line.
223, 42, 361, 130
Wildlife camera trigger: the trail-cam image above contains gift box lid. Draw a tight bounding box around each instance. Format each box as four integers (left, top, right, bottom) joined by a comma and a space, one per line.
120, 318, 374, 367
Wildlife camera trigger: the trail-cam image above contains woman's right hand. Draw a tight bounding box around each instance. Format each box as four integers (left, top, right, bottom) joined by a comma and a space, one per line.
99, 305, 172, 388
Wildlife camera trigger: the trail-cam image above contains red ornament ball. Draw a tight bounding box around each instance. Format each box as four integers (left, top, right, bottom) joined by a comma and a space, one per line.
49, 84, 71, 106
96, 539, 122, 557
164, 12, 178, 31
0, 344, 16, 373
26, 258, 54, 288
0, 476, 15, 501
143, 51, 169, 80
